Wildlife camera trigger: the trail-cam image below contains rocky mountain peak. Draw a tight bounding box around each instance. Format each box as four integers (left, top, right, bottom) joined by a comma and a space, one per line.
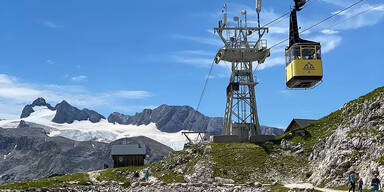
20, 98, 105, 124
20, 97, 54, 118
108, 104, 214, 133
52, 100, 105, 124
108, 104, 284, 136
17, 120, 29, 128
31, 97, 48, 106
55, 100, 71, 108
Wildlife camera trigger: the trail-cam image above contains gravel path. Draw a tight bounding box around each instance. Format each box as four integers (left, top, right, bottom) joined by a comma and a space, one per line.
284, 183, 348, 192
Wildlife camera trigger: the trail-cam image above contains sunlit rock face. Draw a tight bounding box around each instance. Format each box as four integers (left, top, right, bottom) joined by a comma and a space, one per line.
308, 87, 384, 188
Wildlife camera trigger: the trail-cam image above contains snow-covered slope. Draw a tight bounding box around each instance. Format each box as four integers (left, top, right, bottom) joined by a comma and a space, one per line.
0, 106, 189, 150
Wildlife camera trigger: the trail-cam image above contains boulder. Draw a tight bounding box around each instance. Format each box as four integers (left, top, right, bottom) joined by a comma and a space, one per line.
214, 177, 234, 185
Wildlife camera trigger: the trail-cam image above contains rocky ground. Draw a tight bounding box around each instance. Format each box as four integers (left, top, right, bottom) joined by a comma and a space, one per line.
0, 142, 311, 192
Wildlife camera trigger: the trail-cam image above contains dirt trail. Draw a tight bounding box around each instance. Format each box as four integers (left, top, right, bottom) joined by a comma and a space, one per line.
284, 183, 348, 192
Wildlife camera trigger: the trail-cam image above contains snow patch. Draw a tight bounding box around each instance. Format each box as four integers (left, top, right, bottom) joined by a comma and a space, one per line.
1, 108, 190, 150
25, 106, 56, 123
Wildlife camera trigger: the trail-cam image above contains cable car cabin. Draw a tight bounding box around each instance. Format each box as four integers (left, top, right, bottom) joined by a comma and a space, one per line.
285, 43, 322, 89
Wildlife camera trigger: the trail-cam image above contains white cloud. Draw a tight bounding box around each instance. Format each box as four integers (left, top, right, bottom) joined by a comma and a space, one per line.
321, 29, 339, 34
320, 1, 384, 30
42, 21, 64, 29
0, 74, 153, 119
171, 34, 222, 47
171, 55, 213, 68
46, 59, 55, 65
71, 75, 87, 82
111, 105, 157, 113
268, 26, 289, 34
312, 35, 342, 53
258, 56, 285, 70
111, 91, 152, 99
0, 74, 15, 84
170, 52, 232, 70
320, 0, 352, 7
172, 50, 213, 56
334, 3, 384, 30
0, 74, 43, 102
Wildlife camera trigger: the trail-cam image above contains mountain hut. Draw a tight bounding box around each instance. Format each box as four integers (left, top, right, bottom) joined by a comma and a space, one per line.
111, 144, 146, 168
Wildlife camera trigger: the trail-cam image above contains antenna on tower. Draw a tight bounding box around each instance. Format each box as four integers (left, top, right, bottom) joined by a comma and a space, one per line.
256, 0, 262, 38
222, 3, 227, 26
256, 0, 262, 13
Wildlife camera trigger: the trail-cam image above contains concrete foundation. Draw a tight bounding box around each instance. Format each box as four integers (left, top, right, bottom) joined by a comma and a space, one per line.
232, 124, 249, 141
250, 135, 275, 143
210, 135, 240, 143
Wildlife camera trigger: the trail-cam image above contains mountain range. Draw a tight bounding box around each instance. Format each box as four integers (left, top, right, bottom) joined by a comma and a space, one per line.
17, 97, 284, 142
0, 98, 283, 184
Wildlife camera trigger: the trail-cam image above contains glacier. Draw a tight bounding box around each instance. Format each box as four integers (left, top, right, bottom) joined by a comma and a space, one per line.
0, 106, 190, 150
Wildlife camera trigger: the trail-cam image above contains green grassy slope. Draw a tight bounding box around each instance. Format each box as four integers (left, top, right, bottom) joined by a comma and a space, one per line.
0, 173, 90, 190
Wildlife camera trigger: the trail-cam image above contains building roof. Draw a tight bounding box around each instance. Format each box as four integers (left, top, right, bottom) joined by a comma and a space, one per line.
111, 144, 146, 156
293, 118, 316, 127
285, 118, 316, 133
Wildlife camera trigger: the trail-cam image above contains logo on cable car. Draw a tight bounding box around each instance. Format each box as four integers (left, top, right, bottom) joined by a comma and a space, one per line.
303, 62, 315, 70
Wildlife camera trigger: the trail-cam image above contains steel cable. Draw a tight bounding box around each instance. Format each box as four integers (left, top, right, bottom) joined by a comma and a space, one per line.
269, 0, 364, 50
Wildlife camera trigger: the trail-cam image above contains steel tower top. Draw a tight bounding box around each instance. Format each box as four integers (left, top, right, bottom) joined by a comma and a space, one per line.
211, 1, 271, 142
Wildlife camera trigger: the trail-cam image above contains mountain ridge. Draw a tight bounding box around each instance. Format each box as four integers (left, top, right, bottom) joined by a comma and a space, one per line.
19, 98, 284, 135
20, 97, 55, 118
20, 98, 106, 124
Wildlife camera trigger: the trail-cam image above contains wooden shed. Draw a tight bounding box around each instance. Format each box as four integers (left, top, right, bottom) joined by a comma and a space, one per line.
111, 144, 146, 168
285, 118, 316, 133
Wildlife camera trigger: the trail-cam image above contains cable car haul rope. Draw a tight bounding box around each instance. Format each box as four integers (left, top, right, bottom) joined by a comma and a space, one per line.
270, 0, 364, 49
196, 0, 371, 114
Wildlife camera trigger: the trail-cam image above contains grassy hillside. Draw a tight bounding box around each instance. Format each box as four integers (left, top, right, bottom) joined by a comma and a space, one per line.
0, 173, 90, 190
0, 142, 306, 191
277, 86, 384, 155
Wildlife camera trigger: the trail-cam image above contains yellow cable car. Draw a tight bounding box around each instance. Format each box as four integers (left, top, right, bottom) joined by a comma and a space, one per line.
285, 43, 322, 88
285, 0, 323, 89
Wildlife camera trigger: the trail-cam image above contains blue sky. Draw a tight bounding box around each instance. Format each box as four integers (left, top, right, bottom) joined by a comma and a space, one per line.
0, 0, 383, 128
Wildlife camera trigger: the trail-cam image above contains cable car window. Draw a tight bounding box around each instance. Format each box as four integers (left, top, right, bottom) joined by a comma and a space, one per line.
286, 49, 292, 65
292, 47, 300, 60
316, 47, 321, 59
302, 48, 315, 60
285, 53, 289, 66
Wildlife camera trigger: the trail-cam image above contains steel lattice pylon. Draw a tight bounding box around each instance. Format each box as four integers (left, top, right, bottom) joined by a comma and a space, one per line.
223, 61, 261, 140
213, 3, 270, 141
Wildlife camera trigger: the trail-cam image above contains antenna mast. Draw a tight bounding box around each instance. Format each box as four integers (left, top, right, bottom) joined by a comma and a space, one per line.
213, 2, 270, 142
256, 0, 262, 38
